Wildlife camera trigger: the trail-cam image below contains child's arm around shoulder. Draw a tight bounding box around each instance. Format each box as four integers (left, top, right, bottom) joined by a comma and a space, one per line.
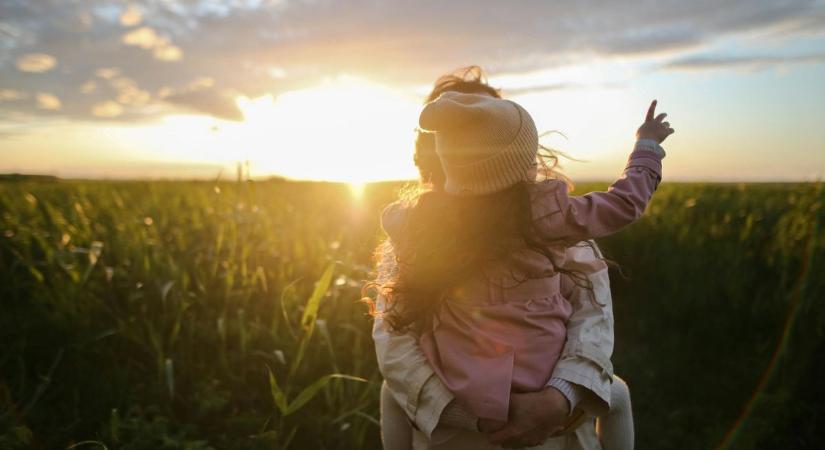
531, 100, 674, 243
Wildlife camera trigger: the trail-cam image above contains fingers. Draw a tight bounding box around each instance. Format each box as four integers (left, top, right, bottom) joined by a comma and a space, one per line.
488, 419, 552, 447
662, 121, 670, 128
646, 100, 657, 122
500, 429, 547, 448
655, 113, 667, 123
521, 430, 548, 448
488, 424, 525, 445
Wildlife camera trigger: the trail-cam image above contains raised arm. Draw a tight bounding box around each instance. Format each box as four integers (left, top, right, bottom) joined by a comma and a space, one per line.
531, 100, 673, 245
531, 144, 662, 245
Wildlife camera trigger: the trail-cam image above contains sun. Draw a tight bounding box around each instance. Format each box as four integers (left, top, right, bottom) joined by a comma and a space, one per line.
229, 75, 422, 184
347, 181, 367, 199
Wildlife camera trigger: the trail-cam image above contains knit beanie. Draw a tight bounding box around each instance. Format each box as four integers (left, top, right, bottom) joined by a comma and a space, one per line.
418, 91, 538, 196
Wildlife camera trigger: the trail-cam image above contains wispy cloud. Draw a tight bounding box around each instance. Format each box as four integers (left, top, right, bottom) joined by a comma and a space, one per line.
503, 81, 625, 96
165, 89, 243, 121
663, 53, 825, 71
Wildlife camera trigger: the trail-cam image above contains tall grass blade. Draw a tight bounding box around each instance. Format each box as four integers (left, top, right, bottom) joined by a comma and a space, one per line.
300, 262, 335, 332
267, 365, 288, 415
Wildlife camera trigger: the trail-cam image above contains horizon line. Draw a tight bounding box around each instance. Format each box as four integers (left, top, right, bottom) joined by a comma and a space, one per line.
1, 172, 822, 185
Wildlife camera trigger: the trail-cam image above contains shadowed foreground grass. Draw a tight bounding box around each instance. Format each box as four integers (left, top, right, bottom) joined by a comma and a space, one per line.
1, 179, 822, 449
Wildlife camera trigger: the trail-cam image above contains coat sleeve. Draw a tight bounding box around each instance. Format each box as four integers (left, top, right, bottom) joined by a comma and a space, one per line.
531, 142, 663, 245
372, 238, 457, 438
373, 306, 456, 438
550, 241, 615, 415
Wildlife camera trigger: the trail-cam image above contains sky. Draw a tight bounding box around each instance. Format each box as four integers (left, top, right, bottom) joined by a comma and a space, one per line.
1, 0, 824, 183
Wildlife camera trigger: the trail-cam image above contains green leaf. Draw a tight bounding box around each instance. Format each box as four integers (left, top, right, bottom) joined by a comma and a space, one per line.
289, 264, 335, 377
160, 280, 174, 303
28, 266, 44, 284
300, 262, 335, 332
13, 426, 32, 445
267, 366, 288, 415
66, 441, 109, 450
284, 374, 366, 416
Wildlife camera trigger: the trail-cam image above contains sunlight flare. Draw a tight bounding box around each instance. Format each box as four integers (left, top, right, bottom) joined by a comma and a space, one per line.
347, 181, 367, 199
230, 76, 422, 183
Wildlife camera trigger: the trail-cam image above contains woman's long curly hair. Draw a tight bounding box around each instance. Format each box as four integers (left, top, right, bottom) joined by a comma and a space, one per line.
364, 66, 590, 334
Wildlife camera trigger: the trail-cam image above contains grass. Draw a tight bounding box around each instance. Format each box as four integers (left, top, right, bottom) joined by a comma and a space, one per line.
0, 178, 822, 449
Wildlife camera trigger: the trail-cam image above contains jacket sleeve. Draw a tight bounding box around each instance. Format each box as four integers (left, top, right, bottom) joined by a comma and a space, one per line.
373, 306, 456, 438
531, 141, 664, 245
372, 237, 457, 438
550, 241, 615, 416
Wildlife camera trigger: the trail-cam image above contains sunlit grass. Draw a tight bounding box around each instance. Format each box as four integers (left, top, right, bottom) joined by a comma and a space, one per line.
0, 179, 822, 449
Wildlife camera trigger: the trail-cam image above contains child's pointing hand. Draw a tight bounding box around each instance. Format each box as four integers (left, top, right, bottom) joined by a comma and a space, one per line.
637, 100, 675, 144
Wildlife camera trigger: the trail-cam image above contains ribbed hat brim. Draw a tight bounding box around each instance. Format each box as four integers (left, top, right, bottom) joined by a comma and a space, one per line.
439, 102, 538, 196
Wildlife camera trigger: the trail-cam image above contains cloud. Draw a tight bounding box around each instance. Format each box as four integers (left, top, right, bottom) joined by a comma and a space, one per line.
0, 130, 26, 140
95, 67, 121, 79
122, 26, 183, 61
122, 27, 160, 49
0, 0, 822, 124
165, 89, 243, 121
35, 93, 61, 110
120, 5, 143, 27
80, 80, 97, 94
269, 67, 288, 79
108, 76, 150, 99
15, 53, 57, 73
116, 85, 151, 106
594, 27, 706, 56
188, 77, 215, 90
92, 101, 124, 118
663, 53, 825, 71
0, 89, 28, 101
153, 44, 182, 61
503, 82, 625, 96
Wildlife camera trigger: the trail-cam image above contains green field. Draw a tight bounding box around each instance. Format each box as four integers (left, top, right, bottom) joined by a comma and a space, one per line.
1, 179, 823, 449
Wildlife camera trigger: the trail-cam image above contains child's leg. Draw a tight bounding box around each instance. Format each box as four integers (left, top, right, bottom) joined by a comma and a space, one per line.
380, 380, 413, 450
596, 375, 635, 450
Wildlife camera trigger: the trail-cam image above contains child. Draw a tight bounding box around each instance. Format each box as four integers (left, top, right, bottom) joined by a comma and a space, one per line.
376, 92, 672, 448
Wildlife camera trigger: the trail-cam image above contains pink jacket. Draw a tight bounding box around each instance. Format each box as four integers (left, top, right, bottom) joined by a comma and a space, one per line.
382, 143, 663, 422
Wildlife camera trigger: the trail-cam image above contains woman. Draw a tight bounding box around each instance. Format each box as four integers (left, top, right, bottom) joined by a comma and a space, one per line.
372, 67, 632, 450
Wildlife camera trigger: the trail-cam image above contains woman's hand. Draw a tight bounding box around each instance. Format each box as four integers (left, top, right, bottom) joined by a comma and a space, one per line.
636, 100, 675, 144
486, 387, 570, 448
477, 418, 506, 433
